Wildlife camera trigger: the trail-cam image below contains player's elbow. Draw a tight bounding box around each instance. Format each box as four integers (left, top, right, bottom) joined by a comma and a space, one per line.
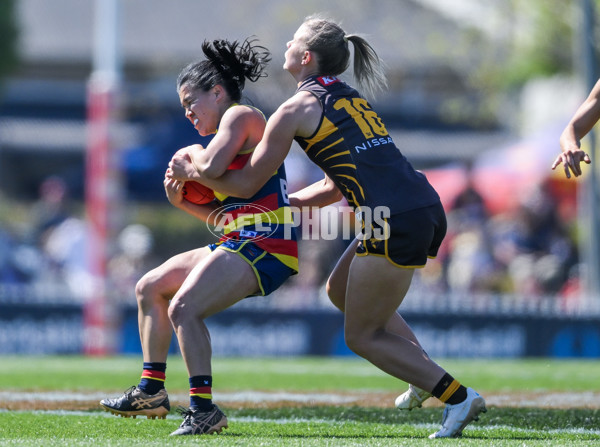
324, 180, 343, 203
330, 187, 343, 203
236, 181, 261, 199
191, 153, 227, 180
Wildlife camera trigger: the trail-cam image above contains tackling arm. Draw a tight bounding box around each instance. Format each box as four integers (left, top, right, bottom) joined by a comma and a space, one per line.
289, 175, 344, 208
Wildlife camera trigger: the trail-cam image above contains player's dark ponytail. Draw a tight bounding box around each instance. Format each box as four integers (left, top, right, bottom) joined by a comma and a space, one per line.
177, 37, 271, 102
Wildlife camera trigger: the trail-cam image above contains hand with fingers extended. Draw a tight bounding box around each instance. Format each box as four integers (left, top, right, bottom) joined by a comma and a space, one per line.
551, 148, 591, 179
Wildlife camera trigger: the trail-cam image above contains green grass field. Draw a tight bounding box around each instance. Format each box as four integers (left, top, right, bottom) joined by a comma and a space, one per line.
1, 356, 599, 446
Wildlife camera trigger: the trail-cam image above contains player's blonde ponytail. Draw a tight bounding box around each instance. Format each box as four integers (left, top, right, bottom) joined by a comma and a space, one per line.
302, 14, 387, 98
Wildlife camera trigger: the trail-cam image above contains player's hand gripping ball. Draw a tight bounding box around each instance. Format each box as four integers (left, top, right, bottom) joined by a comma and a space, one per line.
182, 181, 215, 205
171, 146, 215, 205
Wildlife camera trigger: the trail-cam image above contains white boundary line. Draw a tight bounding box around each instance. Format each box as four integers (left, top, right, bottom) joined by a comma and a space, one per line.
1, 409, 599, 437
2, 390, 600, 408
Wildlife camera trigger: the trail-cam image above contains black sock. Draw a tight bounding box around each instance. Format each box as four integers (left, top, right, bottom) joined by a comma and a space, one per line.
431, 373, 467, 405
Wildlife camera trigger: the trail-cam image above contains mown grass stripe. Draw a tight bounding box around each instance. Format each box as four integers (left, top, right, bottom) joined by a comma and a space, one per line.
1, 357, 599, 446
3, 410, 600, 437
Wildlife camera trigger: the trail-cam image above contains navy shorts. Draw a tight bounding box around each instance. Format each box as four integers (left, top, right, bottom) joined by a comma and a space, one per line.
209, 238, 296, 296
356, 202, 447, 268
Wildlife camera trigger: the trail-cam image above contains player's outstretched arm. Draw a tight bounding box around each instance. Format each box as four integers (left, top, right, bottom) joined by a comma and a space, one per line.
552, 79, 600, 178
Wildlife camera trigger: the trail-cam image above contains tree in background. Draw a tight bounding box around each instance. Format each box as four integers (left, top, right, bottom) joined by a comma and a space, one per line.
0, 0, 19, 89
492, 0, 577, 89
421, 0, 596, 129
446, 0, 600, 130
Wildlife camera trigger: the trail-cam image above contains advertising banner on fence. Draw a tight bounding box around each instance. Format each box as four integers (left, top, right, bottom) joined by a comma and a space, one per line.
2, 304, 599, 357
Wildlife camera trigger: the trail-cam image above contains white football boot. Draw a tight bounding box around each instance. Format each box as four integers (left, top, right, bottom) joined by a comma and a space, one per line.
429, 387, 486, 438
394, 384, 432, 410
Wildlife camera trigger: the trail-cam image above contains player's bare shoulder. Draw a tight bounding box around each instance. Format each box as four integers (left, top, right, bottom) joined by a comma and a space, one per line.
221, 104, 267, 140
224, 104, 266, 127
277, 90, 322, 138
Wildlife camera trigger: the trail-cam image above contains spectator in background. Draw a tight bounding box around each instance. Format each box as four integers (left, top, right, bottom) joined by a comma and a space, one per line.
0, 228, 28, 284
24, 176, 87, 293
506, 182, 577, 296
108, 224, 157, 301
443, 178, 497, 293
29, 176, 71, 244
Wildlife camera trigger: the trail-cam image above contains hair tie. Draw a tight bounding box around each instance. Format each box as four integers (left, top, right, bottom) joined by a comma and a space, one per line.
343, 35, 349, 43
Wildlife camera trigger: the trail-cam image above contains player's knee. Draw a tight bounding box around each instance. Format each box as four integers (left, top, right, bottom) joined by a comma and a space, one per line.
168, 295, 207, 327
344, 326, 383, 357
344, 327, 367, 356
344, 333, 367, 357
167, 299, 187, 328
135, 275, 154, 308
136, 269, 172, 310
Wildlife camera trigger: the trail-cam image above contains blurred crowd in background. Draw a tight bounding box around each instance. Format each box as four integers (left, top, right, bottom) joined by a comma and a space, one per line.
0, 164, 582, 312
